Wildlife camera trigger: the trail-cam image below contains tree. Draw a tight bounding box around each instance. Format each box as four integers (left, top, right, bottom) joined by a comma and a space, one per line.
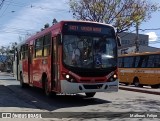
69, 0, 160, 33
52, 18, 58, 25
0, 42, 17, 72
41, 28, 44, 31
0, 46, 9, 71
44, 23, 50, 28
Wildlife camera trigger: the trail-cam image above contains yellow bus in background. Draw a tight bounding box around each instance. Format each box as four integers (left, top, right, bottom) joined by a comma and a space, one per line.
118, 51, 160, 88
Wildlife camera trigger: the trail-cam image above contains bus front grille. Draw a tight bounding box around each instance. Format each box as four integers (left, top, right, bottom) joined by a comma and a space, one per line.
83, 84, 103, 89
80, 79, 104, 82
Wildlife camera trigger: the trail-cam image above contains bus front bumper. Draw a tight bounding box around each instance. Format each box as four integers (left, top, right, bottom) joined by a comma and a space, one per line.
60, 80, 118, 94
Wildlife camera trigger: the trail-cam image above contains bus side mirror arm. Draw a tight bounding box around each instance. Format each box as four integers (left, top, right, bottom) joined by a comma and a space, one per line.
116, 34, 121, 47
57, 34, 62, 45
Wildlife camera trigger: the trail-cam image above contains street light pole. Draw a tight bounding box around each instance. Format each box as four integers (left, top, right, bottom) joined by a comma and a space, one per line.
135, 22, 139, 53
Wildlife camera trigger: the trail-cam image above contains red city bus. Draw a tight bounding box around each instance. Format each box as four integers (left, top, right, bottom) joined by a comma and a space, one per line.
13, 20, 121, 97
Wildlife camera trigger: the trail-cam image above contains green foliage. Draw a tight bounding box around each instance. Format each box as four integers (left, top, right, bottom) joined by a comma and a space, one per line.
52, 18, 58, 25
69, 0, 160, 32
0, 42, 17, 71
44, 23, 50, 28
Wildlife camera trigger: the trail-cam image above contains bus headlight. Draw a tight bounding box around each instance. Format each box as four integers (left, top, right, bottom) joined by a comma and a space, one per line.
113, 74, 117, 79
66, 74, 70, 79
62, 73, 76, 83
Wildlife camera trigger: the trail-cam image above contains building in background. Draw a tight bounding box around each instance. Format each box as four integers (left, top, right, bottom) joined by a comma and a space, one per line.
118, 32, 160, 55
0, 55, 12, 72
0, 55, 7, 72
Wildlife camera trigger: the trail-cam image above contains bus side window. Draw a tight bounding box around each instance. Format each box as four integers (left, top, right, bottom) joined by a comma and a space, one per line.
141, 55, 148, 68
129, 57, 134, 68
21, 45, 24, 59
21, 45, 27, 60
22, 44, 28, 60
118, 58, 122, 68
25, 44, 28, 59
43, 33, 51, 57
135, 56, 140, 68
35, 38, 43, 57
132, 56, 136, 68
137, 56, 143, 67
29, 45, 33, 64
147, 55, 154, 68
121, 58, 124, 68
124, 57, 133, 68
123, 57, 134, 68
154, 54, 160, 68
53, 37, 57, 62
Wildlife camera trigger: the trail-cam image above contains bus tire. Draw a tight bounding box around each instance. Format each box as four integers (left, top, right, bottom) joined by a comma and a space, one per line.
85, 92, 96, 97
20, 73, 27, 88
124, 83, 129, 86
151, 84, 160, 89
44, 78, 52, 97
133, 78, 141, 87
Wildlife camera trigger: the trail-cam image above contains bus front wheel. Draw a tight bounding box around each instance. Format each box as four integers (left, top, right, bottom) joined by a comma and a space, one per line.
85, 92, 96, 97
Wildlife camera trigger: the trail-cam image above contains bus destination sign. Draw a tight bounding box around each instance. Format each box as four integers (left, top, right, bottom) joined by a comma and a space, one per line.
69, 25, 102, 33
64, 23, 114, 36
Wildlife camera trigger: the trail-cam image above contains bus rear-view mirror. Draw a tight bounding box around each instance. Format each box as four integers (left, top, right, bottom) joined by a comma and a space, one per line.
117, 35, 121, 47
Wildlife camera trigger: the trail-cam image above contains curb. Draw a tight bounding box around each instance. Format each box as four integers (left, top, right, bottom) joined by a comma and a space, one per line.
0, 73, 14, 76
0, 78, 16, 80
119, 86, 160, 95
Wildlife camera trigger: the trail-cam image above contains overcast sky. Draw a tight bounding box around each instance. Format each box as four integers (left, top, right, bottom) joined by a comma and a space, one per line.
0, 0, 160, 48
0, 0, 72, 46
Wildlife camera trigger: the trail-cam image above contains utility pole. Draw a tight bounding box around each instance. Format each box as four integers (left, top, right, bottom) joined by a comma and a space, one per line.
135, 22, 139, 53
135, 4, 140, 53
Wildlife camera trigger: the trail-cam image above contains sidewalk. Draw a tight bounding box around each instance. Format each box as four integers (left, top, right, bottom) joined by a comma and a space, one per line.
0, 72, 15, 80
0, 72, 14, 76
119, 84, 160, 95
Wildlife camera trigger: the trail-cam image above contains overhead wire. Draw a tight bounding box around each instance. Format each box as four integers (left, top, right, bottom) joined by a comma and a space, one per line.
0, 0, 13, 18
2, 1, 69, 12
0, 27, 37, 35
0, 0, 70, 25
1, 1, 160, 47
0, 0, 5, 10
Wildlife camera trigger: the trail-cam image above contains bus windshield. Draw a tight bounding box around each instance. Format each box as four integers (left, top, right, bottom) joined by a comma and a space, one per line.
63, 35, 117, 69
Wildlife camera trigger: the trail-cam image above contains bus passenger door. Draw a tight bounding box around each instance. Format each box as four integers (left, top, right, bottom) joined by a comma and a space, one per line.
22, 44, 29, 84
13, 49, 18, 80
29, 45, 33, 85
51, 37, 59, 90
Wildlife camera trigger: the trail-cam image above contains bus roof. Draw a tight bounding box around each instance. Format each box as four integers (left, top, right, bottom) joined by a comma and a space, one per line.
23, 20, 115, 44
60, 20, 114, 27
119, 51, 160, 57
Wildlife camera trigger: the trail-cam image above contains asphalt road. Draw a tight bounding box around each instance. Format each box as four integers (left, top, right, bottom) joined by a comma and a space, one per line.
0, 73, 159, 121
